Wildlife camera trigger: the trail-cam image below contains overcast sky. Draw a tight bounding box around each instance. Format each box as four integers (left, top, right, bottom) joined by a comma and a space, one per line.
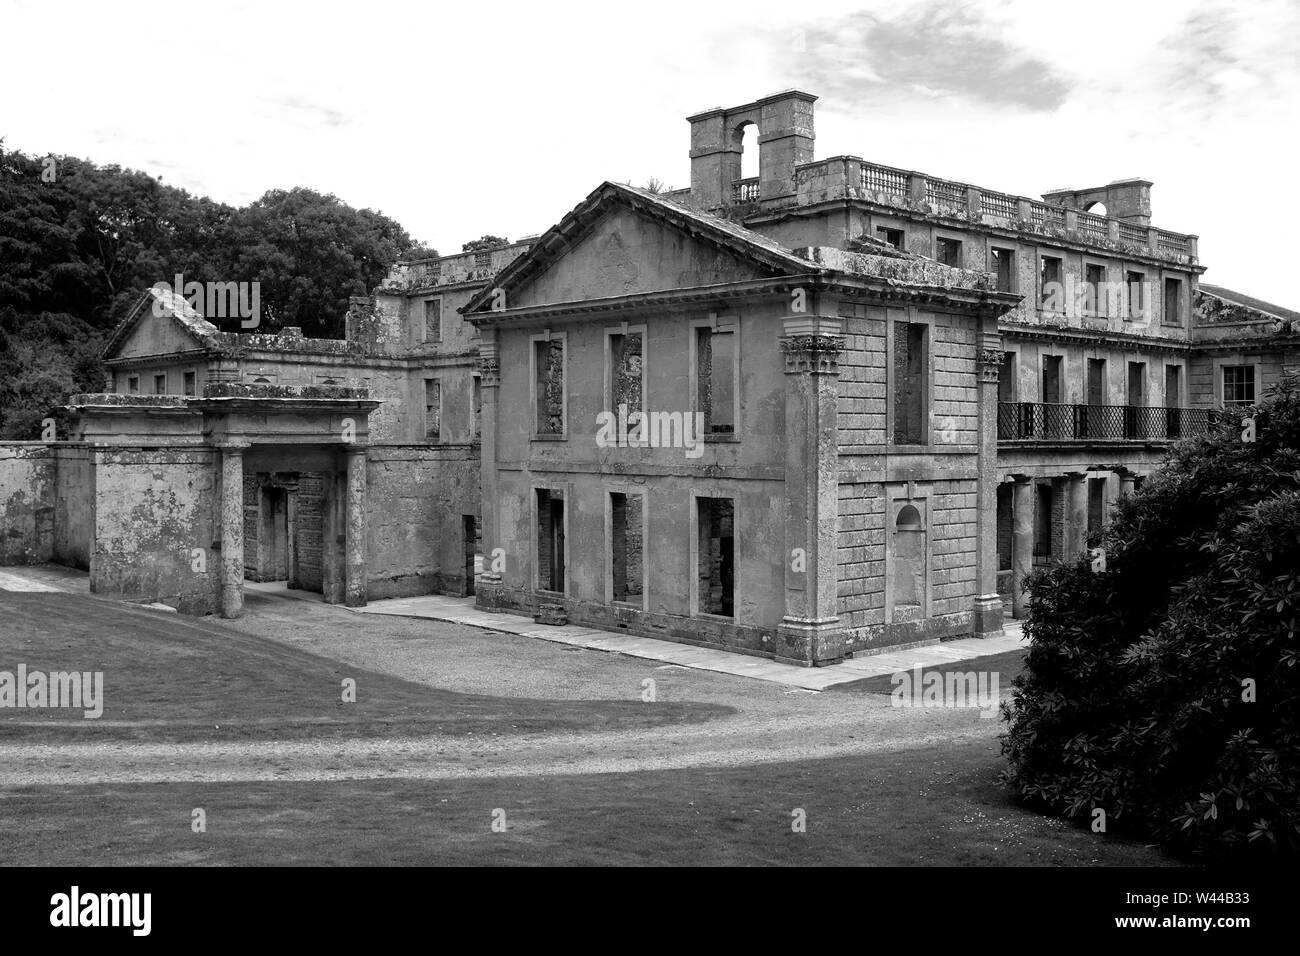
3, 0, 1298, 304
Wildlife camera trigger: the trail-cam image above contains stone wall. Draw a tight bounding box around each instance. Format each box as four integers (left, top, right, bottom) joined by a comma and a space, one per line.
90, 447, 219, 614
0, 444, 55, 564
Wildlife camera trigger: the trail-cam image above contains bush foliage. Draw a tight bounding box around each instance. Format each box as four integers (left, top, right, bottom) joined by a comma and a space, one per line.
1002, 373, 1300, 859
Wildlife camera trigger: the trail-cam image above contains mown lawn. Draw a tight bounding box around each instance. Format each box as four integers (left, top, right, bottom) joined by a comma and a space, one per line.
0, 737, 1181, 866
0, 591, 729, 742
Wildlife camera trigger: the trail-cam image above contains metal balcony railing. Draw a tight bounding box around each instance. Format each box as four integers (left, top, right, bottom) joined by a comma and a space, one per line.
997, 402, 1212, 442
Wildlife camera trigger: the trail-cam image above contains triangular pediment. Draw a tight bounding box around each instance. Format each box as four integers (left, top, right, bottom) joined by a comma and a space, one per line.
464, 182, 817, 314
103, 287, 220, 360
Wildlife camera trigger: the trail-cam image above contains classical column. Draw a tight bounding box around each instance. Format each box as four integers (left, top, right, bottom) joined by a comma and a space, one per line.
219, 444, 246, 618
321, 470, 345, 605
1010, 475, 1034, 619
775, 316, 844, 666
344, 447, 368, 607
475, 333, 503, 609
973, 322, 1005, 635
1066, 471, 1088, 558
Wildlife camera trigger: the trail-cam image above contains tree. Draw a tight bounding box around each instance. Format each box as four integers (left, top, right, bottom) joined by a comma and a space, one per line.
461, 235, 508, 252
1002, 373, 1300, 859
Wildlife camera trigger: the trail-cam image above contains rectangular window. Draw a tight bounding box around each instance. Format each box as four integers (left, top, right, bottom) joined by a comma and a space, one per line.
128, 376, 139, 394
424, 299, 442, 343
1164, 364, 1181, 408
1163, 277, 1183, 325
876, 226, 904, 250
424, 378, 440, 440
607, 330, 644, 415
609, 492, 644, 605
1222, 365, 1256, 407
1042, 355, 1062, 404
471, 376, 481, 439
534, 337, 565, 435
154, 373, 167, 394
1033, 484, 1052, 560
935, 236, 962, 267
695, 326, 736, 435
991, 247, 1014, 293
1126, 362, 1146, 438
183, 371, 196, 396
536, 489, 565, 593
1084, 263, 1105, 316
1039, 255, 1063, 310
1126, 270, 1146, 319
696, 497, 734, 617
892, 321, 928, 445
1086, 358, 1106, 406
998, 352, 1016, 402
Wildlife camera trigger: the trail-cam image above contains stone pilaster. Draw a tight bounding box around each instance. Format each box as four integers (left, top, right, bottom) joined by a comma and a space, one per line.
1066, 471, 1088, 558
344, 446, 368, 607
973, 322, 1005, 635
218, 443, 247, 618
1011, 474, 1034, 619
775, 316, 844, 666
475, 332, 504, 610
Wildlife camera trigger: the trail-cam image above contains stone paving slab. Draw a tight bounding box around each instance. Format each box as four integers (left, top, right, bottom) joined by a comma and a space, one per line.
352, 594, 1028, 691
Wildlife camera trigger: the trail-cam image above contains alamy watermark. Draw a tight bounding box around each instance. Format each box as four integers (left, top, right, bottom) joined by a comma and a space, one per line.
594, 404, 705, 459
890, 666, 1000, 718
0, 665, 103, 718
152, 272, 260, 328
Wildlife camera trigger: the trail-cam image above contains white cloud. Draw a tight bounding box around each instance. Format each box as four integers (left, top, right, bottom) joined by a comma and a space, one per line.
1, 0, 1297, 303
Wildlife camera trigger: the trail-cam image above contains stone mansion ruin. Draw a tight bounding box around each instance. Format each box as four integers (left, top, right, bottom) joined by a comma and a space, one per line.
2, 90, 1297, 665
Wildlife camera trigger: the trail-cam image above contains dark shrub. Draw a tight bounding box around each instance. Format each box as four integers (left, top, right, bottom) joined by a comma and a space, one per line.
1002, 373, 1300, 859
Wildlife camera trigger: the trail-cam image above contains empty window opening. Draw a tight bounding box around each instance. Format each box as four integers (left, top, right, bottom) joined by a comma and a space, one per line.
154, 373, 167, 394
998, 352, 1016, 402
696, 326, 735, 435
536, 489, 565, 593
183, 371, 196, 396
1039, 255, 1063, 309
1126, 271, 1145, 318
1163, 277, 1183, 325
935, 236, 962, 267
610, 492, 644, 604
424, 378, 440, 441
893, 321, 927, 445
696, 497, 734, 617
1084, 263, 1105, 315
1164, 365, 1181, 408
991, 247, 1014, 293
127, 375, 139, 393
876, 226, 905, 250
535, 338, 565, 434
1222, 365, 1256, 407
1042, 355, 1062, 404
738, 122, 759, 181
424, 299, 442, 343
1086, 358, 1106, 405
608, 331, 644, 414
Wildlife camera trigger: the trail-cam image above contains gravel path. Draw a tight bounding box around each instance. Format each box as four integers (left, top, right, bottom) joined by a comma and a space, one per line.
0, 583, 1009, 786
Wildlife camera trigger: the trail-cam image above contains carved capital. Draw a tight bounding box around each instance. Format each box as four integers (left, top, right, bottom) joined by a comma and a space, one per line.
781, 334, 843, 374
976, 347, 1003, 383
476, 357, 500, 387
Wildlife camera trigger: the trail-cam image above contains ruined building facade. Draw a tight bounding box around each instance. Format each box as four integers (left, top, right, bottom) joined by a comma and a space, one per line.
2, 91, 1296, 666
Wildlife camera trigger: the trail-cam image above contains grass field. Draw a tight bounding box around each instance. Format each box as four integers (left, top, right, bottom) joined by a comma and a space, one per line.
0, 736, 1178, 866
0, 591, 730, 742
